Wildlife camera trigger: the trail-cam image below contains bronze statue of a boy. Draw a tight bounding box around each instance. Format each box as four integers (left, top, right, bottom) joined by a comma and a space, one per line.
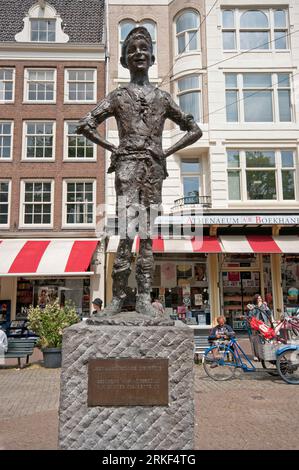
77, 27, 202, 316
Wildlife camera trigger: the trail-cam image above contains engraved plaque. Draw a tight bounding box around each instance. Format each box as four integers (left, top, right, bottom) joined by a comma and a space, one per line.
88, 358, 169, 406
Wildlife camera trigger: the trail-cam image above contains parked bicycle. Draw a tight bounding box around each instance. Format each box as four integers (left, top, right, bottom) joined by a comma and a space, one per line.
202, 335, 299, 385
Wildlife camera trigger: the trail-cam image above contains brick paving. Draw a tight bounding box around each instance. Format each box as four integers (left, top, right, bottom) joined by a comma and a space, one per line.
194, 364, 299, 450
0, 366, 60, 450
1, 338, 299, 450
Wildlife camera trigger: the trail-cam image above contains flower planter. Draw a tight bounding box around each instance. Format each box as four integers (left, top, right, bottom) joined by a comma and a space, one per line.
42, 347, 62, 368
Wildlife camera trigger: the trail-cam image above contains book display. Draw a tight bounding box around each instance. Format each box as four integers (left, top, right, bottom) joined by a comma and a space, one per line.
16, 280, 34, 319
221, 254, 261, 330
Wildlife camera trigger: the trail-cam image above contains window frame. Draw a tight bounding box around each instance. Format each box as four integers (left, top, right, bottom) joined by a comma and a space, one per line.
64, 68, 97, 104
222, 8, 290, 52
19, 179, 54, 228
227, 150, 242, 201
24, 68, 57, 103
225, 72, 294, 123
0, 179, 11, 227
227, 149, 297, 202
30, 18, 56, 43
118, 19, 157, 60
0, 121, 13, 161
175, 9, 200, 56
177, 74, 202, 123
0, 68, 15, 103
180, 157, 202, 199
22, 121, 56, 162
62, 179, 96, 229
63, 121, 97, 161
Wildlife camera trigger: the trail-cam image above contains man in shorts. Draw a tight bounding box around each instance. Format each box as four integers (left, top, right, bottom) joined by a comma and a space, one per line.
77, 26, 202, 315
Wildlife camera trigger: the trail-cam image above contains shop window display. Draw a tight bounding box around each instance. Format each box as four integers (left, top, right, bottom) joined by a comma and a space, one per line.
151, 255, 210, 324
282, 255, 299, 315
16, 278, 91, 319
221, 254, 261, 330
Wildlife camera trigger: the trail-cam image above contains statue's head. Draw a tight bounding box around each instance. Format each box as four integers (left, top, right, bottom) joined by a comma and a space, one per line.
120, 26, 155, 72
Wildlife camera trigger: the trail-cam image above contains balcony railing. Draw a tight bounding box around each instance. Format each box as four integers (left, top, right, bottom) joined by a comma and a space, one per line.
171, 195, 212, 212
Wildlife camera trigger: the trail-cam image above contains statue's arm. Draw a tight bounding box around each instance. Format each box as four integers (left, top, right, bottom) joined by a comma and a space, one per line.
76, 96, 117, 153
164, 95, 203, 158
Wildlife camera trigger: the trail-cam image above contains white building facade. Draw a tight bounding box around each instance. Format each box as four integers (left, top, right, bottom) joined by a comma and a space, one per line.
105, 0, 299, 328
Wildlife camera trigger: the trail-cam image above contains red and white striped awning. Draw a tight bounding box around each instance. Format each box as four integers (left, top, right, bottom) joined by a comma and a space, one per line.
219, 235, 299, 253
107, 236, 222, 253
0, 239, 99, 276
106, 235, 299, 254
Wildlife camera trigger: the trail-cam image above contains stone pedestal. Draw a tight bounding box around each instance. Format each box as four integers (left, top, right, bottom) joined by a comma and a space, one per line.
58, 315, 194, 450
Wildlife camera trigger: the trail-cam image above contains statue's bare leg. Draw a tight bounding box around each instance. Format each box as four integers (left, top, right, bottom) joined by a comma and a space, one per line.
135, 237, 156, 316
102, 237, 134, 316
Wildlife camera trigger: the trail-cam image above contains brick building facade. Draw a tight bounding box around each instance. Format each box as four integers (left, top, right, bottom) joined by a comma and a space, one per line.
0, 0, 106, 323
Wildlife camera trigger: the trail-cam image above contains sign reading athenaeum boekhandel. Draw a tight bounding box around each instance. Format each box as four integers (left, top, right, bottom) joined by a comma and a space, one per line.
156, 215, 299, 225
88, 358, 169, 406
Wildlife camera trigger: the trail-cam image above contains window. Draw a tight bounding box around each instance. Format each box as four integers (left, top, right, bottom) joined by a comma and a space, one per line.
24, 122, 55, 160
65, 122, 96, 160
30, 19, 56, 42
64, 181, 95, 226
281, 150, 296, 200
65, 69, 96, 103
222, 8, 289, 51
119, 19, 157, 56
227, 150, 296, 201
0, 68, 14, 102
181, 158, 201, 201
227, 150, 241, 200
0, 122, 13, 160
246, 151, 276, 199
24, 69, 56, 102
21, 181, 53, 226
0, 181, 10, 225
15, 3, 69, 43
177, 75, 201, 122
225, 73, 292, 123
176, 10, 200, 54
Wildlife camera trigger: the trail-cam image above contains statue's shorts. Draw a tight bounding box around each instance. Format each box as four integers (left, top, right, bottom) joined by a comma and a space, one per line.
114, 154, 164, 209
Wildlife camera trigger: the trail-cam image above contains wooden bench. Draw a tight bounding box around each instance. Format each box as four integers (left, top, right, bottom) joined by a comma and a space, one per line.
4, 338, 37, 368
194, 335, 210, 363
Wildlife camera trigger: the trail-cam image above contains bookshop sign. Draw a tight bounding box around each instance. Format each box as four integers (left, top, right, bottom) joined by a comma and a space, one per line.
156, 215, 299, 226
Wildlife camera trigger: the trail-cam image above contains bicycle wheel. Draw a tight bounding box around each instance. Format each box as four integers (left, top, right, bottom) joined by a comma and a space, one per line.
203, 344, 237, 381
276, 349, 299, 384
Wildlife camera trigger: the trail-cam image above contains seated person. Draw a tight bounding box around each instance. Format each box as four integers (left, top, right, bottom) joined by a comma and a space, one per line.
208, 315, 236, 343
0, 326, 8, 357
208, 316, 236, 368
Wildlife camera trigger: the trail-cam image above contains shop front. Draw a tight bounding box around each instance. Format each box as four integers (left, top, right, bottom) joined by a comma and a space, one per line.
106, 231, 299, 329
0, 239, 101, 327
106, 235, 222, 327
219, 234, 299, 329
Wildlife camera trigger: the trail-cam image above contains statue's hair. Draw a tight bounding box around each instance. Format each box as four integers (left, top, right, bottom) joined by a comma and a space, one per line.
121, 26, 153, 62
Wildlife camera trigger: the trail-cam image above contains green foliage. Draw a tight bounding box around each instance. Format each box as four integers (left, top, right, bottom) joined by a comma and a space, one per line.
28, 299, 79, 349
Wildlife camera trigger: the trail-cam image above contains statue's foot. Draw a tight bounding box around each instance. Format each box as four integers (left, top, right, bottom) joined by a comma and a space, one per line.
135, 294, 157, 317
96, 297, 124, 317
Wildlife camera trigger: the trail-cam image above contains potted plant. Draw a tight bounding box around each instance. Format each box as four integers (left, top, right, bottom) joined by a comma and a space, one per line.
28, 299, 79, 368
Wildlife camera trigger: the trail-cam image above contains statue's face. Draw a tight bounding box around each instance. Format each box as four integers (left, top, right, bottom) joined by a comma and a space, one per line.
124, 37, 154, 73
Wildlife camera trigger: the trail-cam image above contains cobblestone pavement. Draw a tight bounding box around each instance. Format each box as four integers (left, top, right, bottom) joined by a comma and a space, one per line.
1, 340, 299, 450
195, 364, 299, 450
0, 366, 60, 450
